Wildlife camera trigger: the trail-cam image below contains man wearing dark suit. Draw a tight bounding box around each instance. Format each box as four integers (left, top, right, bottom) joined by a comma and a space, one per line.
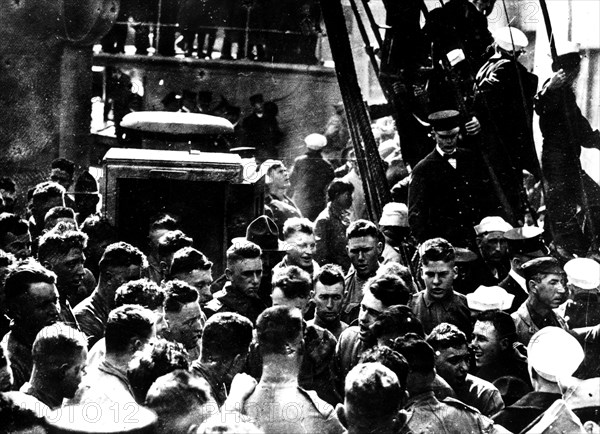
408, 110, 496, 250
499, 227, 549, 314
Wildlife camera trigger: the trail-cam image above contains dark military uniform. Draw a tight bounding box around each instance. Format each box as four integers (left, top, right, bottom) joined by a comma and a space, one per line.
204, 282, 269, 325
454, 373, 505, 417
342, 266, 379, 325
191, 361, 227, 407
246, 321, 340, 405
410, 290, 472, 336
493, 391, 561, 433
498, 272, 528, 314
400, 391, 501, 433
289, 150, 335, 221
511, 301, 568, 346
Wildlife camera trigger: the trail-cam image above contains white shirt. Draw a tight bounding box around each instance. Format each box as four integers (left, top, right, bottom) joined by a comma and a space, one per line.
436, 145, 457, 169
509, 269, 528, 294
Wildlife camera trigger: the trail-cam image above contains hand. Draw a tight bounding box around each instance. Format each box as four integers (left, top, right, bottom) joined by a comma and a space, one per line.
465, 116, 481, 135
481, 71, 499, 86
547, 69, 567, 90
228, 373, 257, 403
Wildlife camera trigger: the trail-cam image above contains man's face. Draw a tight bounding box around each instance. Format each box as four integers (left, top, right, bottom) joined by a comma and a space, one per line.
477, 231, 508, 263
50, 169, 73, 190
227, 257, 263, 298
1, 231, 32, 259
269, 166, 290, 190
164, 301, 204, 350
0, 363, 13, 392
0, 190, 16, 213
61, 348, 88, 399
271, 287, 310, 315
34, 195, 65, 225
422, 260, 456, 300
335, 191, 353, 210
285, 231, 316, 269
154, 306, 168, 337
48, 248, 86, 293
358, 290, 385, 342
107, 264, 142, 298
22, 282, 60, 333
471, 321, 502, 369
312, 281, 344, 323
531, 273, 568, 309
172, 269, 213, 306
435, 344, 470, 389
347, 236, 381, 279
434, 128, 459, 154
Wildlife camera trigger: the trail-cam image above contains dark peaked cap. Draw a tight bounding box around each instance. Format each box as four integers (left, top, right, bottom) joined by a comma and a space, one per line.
521, 257, 564, 281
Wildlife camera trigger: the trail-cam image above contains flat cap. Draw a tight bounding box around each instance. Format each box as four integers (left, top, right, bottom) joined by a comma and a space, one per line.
564, 258, 600, 290
428, 110, 460, 132
521, 256, 564, 281
379, 202, 408, 227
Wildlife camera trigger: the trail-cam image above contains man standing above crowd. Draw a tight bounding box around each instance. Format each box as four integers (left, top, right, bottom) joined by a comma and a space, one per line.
314, 179, 354, 271
205, 242, 267, 324
289, 133, 335, 221
409, 110, 496, 249
427, 323, 504, 417
342, 220, 383, 324
0, 213, 32, 259
411, 238, 472, 336
273, 217, 319, 278
29, 181, 66, 241
308, 264, 348, 339
74, 242, 145, 348
264, 161, 302, 235
1, 261, 60, 390
512, 257, 569, 345
145, 214, 178, 284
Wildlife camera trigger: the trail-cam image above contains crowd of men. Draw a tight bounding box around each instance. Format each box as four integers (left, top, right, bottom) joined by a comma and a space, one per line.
2, 0, 600, 431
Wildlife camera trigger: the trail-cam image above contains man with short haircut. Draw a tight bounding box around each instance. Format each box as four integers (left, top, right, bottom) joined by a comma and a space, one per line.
0, 213, 32, 259
168, 246, 214, 306
243, 306, 345, 434
410, 238, 472, 336
273, 217, 320, 278
146, 369, 219, 434
499, 226, 549, 313
205, 242, 267, 324
127, 337, 190, 404
156, 230, 193, 283
29, 181, 66, 240
161, 280, 205, 362
0, 177, 17, 213
1, 260, 60, 390
370, 305, 425, 346
339, 362, 404, 434
395, 334, 504, 433
472, 216, 513, 285
314, 179, 354, 271
20, 323, 88, 409
43, 206, 77, 231
74, 242, 146, 348
49, 157, 75, 192
308, 264, 348, 339
512, 257, 568, 345
471, 310, 530, 386
37, 223, 88, 323
335, 273, 411, 393
342, 219, 383, 324
75, 304, 156, 404
146, 213, 179, 284
80, 215, 117, 279
191, 312, 253, 407
427, 322, 504, 417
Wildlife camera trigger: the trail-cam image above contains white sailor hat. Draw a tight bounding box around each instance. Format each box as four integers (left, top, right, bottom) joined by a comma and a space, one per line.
527, 327, 584, 382
564, 258, 600, 290
474, 216, 513, 235
379, 202, 408, 227
494, 27, 529, 52
305, 133, 327, 150
467, 285, 515, 311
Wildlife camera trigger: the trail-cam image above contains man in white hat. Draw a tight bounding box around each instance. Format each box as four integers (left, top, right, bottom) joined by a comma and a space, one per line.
472, 216, 513, 285
474, 27, 540, 221
535, 40, 600, 257
493, 327, 584, 433
378, 202, 417, 267
289, 133, 335, 221
564, 258, 600, 328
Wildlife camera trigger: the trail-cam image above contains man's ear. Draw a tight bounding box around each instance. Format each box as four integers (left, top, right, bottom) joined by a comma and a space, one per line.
43, 261, 53, 271
225, 267, 233, 281
310, 290, 315, 300
336, 404, 348, 428
475, 236, 483, 249
499, 337, 510, 352
131, 338, 145, 353
527, 279, 537, 294
377, 241, 384, 255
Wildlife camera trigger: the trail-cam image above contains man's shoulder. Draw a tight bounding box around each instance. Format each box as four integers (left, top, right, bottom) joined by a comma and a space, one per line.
298, 387, 336, 417
511, 302, 529, 320
442, 396, 485, 414
412, 151, 439, 172
465, 373, 499, 394
452, 291, 469, 304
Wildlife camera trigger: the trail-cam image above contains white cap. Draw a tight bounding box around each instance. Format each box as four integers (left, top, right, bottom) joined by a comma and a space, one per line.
556, 40, 581, 57
474, 216, 513, 235
564, 258, 600, 290
527, 327, 584, 382
305, 133, 327, 150
379, 202, 408, 227
466, 285, 514, 311
494, 27, 529, 52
